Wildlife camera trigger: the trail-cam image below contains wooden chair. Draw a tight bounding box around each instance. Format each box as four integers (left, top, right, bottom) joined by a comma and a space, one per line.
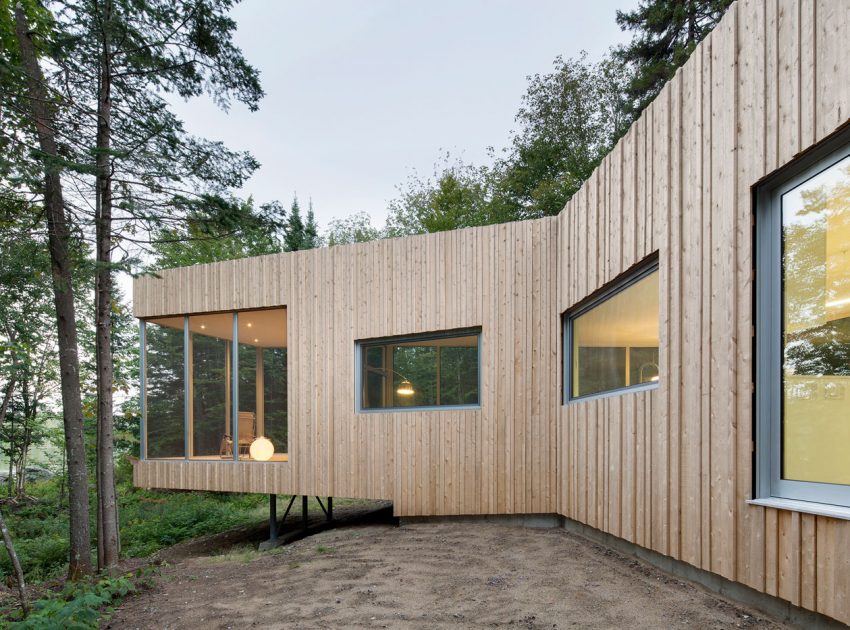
219, 412, 257, 458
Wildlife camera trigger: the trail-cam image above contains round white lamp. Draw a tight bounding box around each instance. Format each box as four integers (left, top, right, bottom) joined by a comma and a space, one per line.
249, 436, 275, 461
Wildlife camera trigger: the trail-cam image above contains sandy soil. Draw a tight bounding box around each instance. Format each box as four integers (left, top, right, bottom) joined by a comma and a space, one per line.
107, 507, 788, 630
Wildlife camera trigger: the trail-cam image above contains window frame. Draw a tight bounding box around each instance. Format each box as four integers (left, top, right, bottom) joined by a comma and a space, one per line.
355, 328, 483, 413
755, 134, 850, 509
563, 256, 660, 404
140, 306, 288, 462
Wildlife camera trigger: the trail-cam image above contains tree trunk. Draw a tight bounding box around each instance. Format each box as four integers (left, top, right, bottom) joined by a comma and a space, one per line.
13, 4, 92, 579
94, 0, 120, 572
0, 507, 28, 617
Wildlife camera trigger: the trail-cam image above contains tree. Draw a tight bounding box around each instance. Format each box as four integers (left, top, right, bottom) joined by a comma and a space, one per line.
616, 0, 733, 119
3, 0, 267, 575
149, 198, 286, 269
10, 3, 93, 579
46, 0, 265, 571
283, 195, 321, 251
490, 52, 629, 220
304, 201, 321, 249
384, 156, 495, 237
283, 195, 305, 251
325, 211, 381, 246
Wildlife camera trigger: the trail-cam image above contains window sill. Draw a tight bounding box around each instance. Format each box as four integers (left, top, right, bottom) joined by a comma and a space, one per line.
565, 382, 658, 405
747, 497, 850, 521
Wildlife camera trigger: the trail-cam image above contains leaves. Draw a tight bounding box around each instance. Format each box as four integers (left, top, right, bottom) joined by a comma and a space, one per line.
615, 0, 733, 119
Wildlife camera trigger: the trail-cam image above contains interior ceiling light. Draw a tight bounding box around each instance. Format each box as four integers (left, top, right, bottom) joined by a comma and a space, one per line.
247, 322, 253, 327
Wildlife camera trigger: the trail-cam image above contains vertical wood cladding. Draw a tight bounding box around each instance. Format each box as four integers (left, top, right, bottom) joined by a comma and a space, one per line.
134, 1, 850, 623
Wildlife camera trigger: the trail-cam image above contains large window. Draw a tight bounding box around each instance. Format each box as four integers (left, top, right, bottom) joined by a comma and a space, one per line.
566, 260, 660, 401
141, 307, 288, 461
144, 317, 185, 458
757, 139, 850, 509
357, 330, 481, 411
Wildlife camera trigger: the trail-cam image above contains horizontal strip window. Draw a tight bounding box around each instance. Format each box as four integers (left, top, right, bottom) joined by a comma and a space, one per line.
756, 132, 850, 509
357, 329, 481, 412
565, 258, 660, 402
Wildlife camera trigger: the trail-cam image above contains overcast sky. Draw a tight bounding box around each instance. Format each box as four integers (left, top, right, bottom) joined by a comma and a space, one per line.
167, 0, 638, 231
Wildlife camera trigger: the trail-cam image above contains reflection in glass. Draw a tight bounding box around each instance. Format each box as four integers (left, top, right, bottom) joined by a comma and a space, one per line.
360, 333, 480, 410
145, 318, 185, 458
189, 313, 231, 458
782, 154, 850, 485
237, 308, 288, 459
571, 269, 659, 398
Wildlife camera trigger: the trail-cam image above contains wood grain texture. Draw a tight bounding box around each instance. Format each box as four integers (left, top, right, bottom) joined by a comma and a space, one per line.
134, 0, 850, 624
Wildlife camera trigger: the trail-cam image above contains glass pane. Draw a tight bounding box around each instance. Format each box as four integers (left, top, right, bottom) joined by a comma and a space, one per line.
145, 317, 185, 458
782, 153, 850, 485
189, 313, 232, 459
393, 345, 437, 407
360, 333, 480, 410
362, 346, 386, 409
571, 269, 660, 398
439, 346, 479, 405
237, 308, 287, 460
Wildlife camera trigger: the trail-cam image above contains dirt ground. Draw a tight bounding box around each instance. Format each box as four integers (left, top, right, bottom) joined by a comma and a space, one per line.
107, 504, 788, 630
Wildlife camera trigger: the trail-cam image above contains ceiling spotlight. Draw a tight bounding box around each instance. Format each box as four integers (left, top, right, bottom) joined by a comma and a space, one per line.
200, 324, 206, 329
246, 322, 253, 328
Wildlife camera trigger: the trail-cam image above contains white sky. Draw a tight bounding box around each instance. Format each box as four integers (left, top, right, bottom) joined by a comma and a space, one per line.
166, 0, 638, 231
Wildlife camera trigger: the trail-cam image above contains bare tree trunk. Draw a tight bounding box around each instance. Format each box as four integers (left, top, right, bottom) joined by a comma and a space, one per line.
13, 4, 92, 579
0, 507, 28, 617
94, 0, 119, 572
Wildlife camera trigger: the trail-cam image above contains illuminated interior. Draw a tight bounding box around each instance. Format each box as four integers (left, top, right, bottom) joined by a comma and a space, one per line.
143, 307, 288, 461
571, 269, 660, 399
360, 332, 480, 409
782, 154, 850, 486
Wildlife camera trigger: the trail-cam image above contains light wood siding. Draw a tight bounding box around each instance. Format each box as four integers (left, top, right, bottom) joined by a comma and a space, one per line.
556, 0, 850, 624
135, 219, 561, 517
134, 0, 850, 624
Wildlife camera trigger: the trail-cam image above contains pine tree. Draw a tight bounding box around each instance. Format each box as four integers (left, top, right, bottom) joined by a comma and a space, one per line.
304, 200, 321, 249
616, 0, 733, 119
284, 195, 305, 252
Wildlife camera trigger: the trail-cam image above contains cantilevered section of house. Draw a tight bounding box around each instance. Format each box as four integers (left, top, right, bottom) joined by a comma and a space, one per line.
133, 1, 850, 626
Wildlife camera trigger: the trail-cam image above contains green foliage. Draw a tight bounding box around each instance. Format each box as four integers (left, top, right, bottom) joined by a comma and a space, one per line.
385, 157, 496, 237
616, 0, 733, 119
284, 196, 322, 251
490, 52, 629, 219
325, 211, 382, 246
384, 52, 628, 230
0, 471, 266, 584
7, 573, 140, 629
119, 488, 264, 557
149, 198, 287, 269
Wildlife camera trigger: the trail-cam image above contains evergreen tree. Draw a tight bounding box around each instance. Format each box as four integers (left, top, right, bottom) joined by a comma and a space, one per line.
616, 0, 733, 119
304, 200, 321, 249
284, 195, 305, 252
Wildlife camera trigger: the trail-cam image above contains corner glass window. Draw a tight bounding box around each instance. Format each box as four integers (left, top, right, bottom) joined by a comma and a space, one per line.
141, 307, 288, 462
758, 140, 850, 508
357, 330, 481, 411
566, 261, 660, 400
143, 317, 185, 458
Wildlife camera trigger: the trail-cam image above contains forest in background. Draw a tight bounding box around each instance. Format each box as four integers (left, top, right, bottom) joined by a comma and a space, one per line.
0, 0, 731, 625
